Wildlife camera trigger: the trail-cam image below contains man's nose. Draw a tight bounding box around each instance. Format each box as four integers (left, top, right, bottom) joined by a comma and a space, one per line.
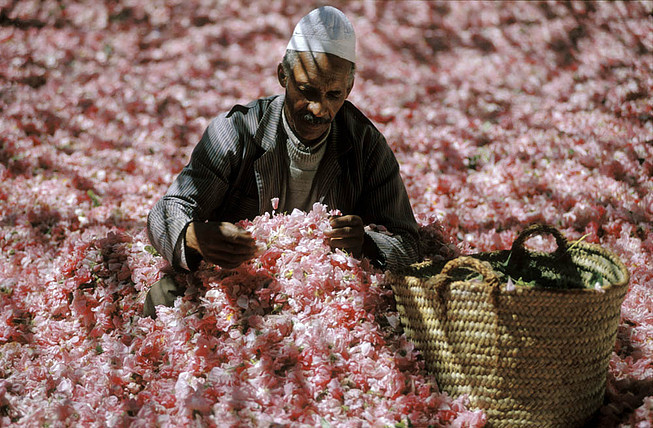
307, 99, 328, 118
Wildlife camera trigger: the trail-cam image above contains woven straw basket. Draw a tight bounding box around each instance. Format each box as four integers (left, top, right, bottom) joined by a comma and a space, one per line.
388, 224, 629, 427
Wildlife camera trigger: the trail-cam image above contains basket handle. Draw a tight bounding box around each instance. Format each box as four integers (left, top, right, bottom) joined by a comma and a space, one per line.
509, 224, 569, 265
439, 256, 501, 288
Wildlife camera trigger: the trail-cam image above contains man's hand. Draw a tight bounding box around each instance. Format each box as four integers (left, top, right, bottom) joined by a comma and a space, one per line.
325, 215, 365, 258
185, 221, 258, 269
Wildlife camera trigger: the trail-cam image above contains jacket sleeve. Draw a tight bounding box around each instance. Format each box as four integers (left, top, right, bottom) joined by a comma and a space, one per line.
147, 116, 241, 271
359, 134, 420, 271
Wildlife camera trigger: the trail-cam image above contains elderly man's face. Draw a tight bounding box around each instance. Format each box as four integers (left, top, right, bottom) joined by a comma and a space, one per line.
278, 51, 353, 145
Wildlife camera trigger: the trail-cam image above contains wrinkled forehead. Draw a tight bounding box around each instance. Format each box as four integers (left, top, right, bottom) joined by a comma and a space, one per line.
290, 51, 352, 89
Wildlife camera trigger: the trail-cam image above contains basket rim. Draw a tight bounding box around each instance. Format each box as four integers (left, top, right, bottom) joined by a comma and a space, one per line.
388, 240, 631, 292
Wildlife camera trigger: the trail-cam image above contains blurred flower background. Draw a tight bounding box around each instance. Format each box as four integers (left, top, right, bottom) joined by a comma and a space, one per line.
0, 1, 651, 426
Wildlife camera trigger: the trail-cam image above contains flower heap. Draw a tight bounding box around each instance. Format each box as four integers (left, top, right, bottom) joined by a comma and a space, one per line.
148, 202, 485, 426
0, 204, 485, 427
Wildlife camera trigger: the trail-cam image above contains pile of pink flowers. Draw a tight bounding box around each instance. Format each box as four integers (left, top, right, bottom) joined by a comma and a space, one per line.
0, 0, 651, 426
0, 203, 485, 426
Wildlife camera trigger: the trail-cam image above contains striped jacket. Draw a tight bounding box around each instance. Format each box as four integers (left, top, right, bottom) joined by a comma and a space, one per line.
147, 95, 419, 271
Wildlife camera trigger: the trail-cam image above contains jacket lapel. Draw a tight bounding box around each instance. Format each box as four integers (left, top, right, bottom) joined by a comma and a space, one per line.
253, 96, 286, 214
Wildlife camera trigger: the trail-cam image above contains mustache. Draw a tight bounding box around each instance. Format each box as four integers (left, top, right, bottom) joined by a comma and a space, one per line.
300, 112, 331, 125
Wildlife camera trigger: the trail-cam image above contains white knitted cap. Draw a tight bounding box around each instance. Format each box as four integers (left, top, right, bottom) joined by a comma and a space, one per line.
286, 6, 356, 63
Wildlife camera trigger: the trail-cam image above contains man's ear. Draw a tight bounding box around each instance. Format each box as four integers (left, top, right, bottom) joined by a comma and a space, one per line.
277, 63, 287, 88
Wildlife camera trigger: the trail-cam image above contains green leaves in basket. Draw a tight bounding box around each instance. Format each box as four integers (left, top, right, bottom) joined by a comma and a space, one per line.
466, 272, 485, 283
566, 233, 590, 253
590, 271, 605, 289
508, 276, 538, 289
495, 253, 537, 288
498, 251, 512, 271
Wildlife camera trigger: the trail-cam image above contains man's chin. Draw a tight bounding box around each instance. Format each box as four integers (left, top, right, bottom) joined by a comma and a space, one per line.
297, 123, 329, 144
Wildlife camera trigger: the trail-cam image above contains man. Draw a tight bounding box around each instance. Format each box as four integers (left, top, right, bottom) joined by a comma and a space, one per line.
144, 6, 419, 317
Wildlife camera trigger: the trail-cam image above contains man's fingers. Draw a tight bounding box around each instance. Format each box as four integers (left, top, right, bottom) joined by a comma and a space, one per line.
327, 215, 364, 237
218, 222, 255, 244
188, 221, 259, 268
197, 239, 258, 267
326, 215, 365, 257
200, 237, 256, 253
325, 226, 363, 239
204, 250, 254, 268
329, 215, 363, 229
328, 236, 362, 249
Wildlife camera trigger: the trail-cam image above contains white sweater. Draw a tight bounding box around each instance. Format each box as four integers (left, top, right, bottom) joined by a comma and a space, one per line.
281, 110, 329, 212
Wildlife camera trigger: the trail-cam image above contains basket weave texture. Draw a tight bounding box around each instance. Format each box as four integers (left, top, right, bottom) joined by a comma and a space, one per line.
387, 225, 629, 427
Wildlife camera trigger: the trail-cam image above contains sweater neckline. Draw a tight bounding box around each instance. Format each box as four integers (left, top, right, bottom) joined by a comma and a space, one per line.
282, 108, 330, 155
